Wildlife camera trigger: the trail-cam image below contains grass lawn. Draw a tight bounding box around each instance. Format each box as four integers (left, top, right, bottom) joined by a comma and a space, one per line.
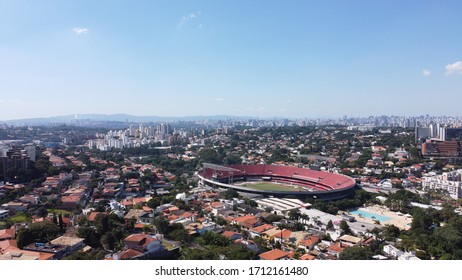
49, 209, 72, 217
241, 182, 296, 192
162, 241, 177, 251
8, 213, 32, 223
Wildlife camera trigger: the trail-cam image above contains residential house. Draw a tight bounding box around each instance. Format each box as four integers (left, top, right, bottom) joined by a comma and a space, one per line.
338, 235, 363, 246
0, 209, 8, 220
124, 234, 162, 254
0, 227, 15, 241
259, 249, 291, 260
88, 212, 107, 223
1, 202, 27, 212
50, 236, 85, 257
232, 215, 261, 230
298, 236, 321, 251
299, 254, 316, 260
119, 248, 143, 260
222, 231, 243, 241
327, 242, 349, 258
0, 248, 54, 260
249, 224, 275, 239
383, 245, 404, 259
234, 239, 259, 252
273, 229, 293, 245
124, 209, 153, 224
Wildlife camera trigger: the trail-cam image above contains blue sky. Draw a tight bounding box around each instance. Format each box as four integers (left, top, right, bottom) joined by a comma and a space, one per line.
1, 0, 461, 120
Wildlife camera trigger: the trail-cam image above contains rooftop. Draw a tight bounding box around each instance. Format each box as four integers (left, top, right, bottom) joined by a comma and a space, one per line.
259, 249, 290, 260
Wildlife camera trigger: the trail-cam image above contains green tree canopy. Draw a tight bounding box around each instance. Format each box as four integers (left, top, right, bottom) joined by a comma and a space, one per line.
339, 246, 374, 260
16, 221, 62, 249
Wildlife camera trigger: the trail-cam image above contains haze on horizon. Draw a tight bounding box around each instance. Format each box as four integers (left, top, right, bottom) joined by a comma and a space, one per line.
1, 1, 461, 120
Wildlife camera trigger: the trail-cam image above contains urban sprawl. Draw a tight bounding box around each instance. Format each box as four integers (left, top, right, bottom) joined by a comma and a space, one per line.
1, 115, 462, 260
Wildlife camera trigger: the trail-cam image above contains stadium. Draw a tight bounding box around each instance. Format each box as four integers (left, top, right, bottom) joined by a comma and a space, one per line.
198, 164, 357, 200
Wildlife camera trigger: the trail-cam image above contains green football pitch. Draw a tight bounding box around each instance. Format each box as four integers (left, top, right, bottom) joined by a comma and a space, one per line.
240, 182, 297, 192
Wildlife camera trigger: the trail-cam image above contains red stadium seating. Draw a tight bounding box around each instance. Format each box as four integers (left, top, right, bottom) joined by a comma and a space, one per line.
201, 164, 355, 192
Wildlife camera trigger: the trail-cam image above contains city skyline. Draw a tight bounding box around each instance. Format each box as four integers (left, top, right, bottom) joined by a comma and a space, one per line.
1, 1, 462, 120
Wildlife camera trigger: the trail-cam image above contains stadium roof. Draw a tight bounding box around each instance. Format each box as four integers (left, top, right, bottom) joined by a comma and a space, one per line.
202, 163, 241, 172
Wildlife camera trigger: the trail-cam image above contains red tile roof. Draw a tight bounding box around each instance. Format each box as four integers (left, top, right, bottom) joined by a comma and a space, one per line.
180, 212, 193, 218
234, 215, 255, 224
300, 254, 316, 260
88, 212, 107, 222
0, 239, 17, 251
299, 236, 320, 247
120, 249, 143, 260
134, 223, 148, 229
251, 224, 275, 233
328, 242, 349, 253
222, 231, 240, 238
133, 198, 146, 205
124, 234, 148, 243
241, 218, 259, 228
0, 229, 15, 240
259, 249, 291, 260
121, 200, 134, 207
211, 202, 223, 208
279, 229, 292, 240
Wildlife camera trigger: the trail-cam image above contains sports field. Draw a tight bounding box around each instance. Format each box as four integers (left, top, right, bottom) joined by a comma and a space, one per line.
240, 182, 296, 192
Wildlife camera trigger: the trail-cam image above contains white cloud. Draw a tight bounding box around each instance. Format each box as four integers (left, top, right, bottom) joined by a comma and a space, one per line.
422, 69, 431, 77
214, 97, 224, 102
178, 12, 201, 29
445, 61, 462, 75
72, 27, 89, 35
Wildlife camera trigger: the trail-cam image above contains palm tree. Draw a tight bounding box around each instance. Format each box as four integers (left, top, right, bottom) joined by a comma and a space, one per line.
277, 224, 284, 248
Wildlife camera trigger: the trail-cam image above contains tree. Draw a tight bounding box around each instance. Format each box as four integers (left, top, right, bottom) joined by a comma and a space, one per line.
77, 226, 101, 248
168, 227, 191, 243
198, 149, 222, 164
288, 208, 301, 222
63, 249, 106, 260
153, 217, 172, 235
52, 213, 58, 225
224, 189, 239, 200
58, 213, 64, 231
385, 189, 421, 213
94, 213, 110, 234
16, 221, 61, 249
147, 197, 161, 209
202, 231, 232, 247
339, 246, 374, 260
382, 225, 401, 241
340, 220, 351, 234
181, 248, 218, 260
327, 220, 334, 230
216, 216, 228, 226
101, 232, 117, 251
262, 214, 284, 224
36, 207, 48, 218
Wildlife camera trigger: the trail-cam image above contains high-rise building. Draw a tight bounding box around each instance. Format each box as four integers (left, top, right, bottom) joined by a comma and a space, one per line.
445, 128, 462, 141
129, 124, 136, 137
25, 144, 36, 162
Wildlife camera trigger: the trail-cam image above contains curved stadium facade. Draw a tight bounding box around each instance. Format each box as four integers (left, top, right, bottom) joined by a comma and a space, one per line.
198, 164, 357, 200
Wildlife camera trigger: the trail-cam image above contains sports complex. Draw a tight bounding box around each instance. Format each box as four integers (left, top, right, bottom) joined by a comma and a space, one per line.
198, 164, 357, 200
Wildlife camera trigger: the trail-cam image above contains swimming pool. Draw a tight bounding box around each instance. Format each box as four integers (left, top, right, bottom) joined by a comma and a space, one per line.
350, 209, 391, 222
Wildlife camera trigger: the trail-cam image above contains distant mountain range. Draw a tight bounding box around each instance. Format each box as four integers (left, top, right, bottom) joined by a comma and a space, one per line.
1, 114, 260, 125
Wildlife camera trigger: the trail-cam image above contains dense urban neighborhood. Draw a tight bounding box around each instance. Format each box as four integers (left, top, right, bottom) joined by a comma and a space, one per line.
2, 116, 462, 260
